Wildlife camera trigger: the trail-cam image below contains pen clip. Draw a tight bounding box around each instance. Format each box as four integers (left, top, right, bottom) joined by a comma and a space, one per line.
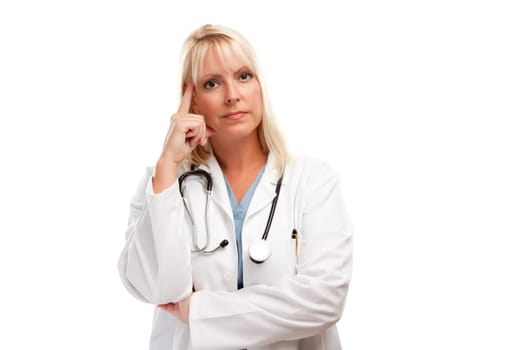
291, 229, 298, 256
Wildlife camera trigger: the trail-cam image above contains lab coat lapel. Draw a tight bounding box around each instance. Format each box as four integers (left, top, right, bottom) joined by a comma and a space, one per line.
245, 152, 281, 220
202, 152, 281, 220
205, 154, 234, 219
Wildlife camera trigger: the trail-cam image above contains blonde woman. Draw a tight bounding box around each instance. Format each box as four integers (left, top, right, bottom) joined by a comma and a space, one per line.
118, 24, 353, 350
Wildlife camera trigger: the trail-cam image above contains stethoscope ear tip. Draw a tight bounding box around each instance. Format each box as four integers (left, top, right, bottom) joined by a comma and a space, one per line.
220, 239, 229, 248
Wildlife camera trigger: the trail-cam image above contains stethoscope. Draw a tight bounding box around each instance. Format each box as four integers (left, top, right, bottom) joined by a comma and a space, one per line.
178, 166, 284, 264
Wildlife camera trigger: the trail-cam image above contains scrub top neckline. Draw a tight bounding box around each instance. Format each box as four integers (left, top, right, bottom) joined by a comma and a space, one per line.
223, 164, 267, 207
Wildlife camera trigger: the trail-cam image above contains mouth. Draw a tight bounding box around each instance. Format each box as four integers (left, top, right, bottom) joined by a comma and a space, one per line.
222, 111, 246, 120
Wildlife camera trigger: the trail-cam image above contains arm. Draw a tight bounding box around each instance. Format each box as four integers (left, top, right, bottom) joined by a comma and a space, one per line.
118, 83, 212, 304
117, 167, 193, 304
188, 161, 353, 350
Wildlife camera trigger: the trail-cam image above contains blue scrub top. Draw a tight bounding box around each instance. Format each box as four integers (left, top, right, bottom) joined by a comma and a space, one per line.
223, 165, 266, 290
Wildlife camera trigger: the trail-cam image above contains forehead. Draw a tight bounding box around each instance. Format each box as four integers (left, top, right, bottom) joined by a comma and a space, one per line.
196, 41, 253, 78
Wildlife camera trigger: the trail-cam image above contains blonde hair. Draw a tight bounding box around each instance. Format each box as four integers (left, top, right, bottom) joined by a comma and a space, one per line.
180, 24, 288, 173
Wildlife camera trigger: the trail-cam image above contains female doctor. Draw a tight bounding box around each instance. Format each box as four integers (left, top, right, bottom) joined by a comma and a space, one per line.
118, 24, 353, 350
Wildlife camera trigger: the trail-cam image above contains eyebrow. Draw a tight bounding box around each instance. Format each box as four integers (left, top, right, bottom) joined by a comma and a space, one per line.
200, 66, 253, 81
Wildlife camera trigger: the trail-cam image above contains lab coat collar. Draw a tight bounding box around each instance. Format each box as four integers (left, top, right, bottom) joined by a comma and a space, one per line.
246, 152, 282, 220
197, 152, 282, 220
206, 154, 231, 219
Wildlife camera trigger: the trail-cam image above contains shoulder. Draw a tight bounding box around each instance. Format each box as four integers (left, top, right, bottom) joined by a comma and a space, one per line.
283, 154, 346, 214
286, 153, 338, 177
285, 153, 340, 190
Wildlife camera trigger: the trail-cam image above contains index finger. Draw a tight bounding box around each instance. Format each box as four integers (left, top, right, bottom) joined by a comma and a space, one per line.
177, 81, 194, 114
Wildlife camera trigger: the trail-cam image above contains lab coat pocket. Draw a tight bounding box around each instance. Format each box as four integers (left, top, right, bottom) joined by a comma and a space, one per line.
190, 239, 232, 290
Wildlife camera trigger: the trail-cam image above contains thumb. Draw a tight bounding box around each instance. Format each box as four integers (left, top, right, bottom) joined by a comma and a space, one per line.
206, 126, 216, 138
200, 126, 216, 146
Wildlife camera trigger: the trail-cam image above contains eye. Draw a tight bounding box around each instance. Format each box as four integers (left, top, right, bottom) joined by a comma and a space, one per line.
203, 80, 219, 89
239, 72, 253, 81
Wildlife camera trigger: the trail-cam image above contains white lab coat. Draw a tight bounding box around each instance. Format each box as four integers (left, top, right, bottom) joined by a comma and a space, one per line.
118, 153, 353, 350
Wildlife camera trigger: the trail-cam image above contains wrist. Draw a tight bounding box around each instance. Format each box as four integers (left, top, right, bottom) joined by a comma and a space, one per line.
152, 159, 179, 194
156, 157, 179, 170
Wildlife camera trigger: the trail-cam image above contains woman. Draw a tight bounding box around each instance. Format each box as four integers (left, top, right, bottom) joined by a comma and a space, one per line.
118, 24, 353, 350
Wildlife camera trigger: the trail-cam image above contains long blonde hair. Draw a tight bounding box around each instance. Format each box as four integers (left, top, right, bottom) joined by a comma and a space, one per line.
179, 24, 288, 173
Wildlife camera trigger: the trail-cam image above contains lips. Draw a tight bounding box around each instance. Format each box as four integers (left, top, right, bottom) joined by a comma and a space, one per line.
222, 111, 246, 120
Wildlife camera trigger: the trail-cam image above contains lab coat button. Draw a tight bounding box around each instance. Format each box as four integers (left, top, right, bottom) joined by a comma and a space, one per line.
224, 271, 232, 280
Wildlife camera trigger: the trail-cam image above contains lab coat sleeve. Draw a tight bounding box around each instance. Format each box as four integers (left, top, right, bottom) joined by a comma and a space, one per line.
189, 161, 353, 350
117, 167, 193, 304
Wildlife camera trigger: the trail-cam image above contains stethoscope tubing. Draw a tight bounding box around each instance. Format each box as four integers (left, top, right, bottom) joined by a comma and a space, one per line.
178, 165, 284, 262
179, 169, 214, 253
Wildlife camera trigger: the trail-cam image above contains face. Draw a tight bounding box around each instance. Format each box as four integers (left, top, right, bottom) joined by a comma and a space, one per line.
193, 44, 262, 143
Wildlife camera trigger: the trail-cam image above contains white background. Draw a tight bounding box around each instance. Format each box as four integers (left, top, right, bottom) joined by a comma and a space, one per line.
1, 0, 524, 349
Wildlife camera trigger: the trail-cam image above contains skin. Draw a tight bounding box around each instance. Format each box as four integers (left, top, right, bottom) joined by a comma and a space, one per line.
154, 44, 267, 323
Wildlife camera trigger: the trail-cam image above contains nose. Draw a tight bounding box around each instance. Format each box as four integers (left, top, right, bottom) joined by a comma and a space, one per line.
225, 83, 240, 105
225, 96, 240, 104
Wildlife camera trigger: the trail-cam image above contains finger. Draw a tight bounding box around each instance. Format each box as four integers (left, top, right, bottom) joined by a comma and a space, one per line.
184, 117, 206, 147
198, 120, 207, 146
190, 124, 206, 147
158, 303, 178, 312
206, 126, 216, 137
158, 302, 173, 308
158, 305, 169, 312
200, 125, 215, 146
185, 129, 200, 139
185, 127, 202, 146
189, 137, 200, 148
187, 132, 199, 146
163, 120, 176, 146
177, 81, 194, 114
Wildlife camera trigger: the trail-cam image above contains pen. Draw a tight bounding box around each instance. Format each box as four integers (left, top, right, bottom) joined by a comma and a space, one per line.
291, 229, 298, 256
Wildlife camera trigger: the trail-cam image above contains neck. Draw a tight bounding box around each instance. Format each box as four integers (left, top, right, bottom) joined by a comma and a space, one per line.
211, 134, 267, 175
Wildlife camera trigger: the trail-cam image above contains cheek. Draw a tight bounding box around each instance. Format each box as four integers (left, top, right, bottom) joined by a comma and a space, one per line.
250, 88, 263, 116
195, 95, 219, 116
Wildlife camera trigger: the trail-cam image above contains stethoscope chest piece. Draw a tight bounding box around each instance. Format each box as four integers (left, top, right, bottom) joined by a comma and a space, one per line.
249, 240, 272, 264
179, 165, 284, 259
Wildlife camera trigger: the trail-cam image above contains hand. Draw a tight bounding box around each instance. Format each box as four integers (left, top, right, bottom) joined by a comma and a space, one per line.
153, 82, 215, 193
159, 82, 215, 165
158, 293, 192, 324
